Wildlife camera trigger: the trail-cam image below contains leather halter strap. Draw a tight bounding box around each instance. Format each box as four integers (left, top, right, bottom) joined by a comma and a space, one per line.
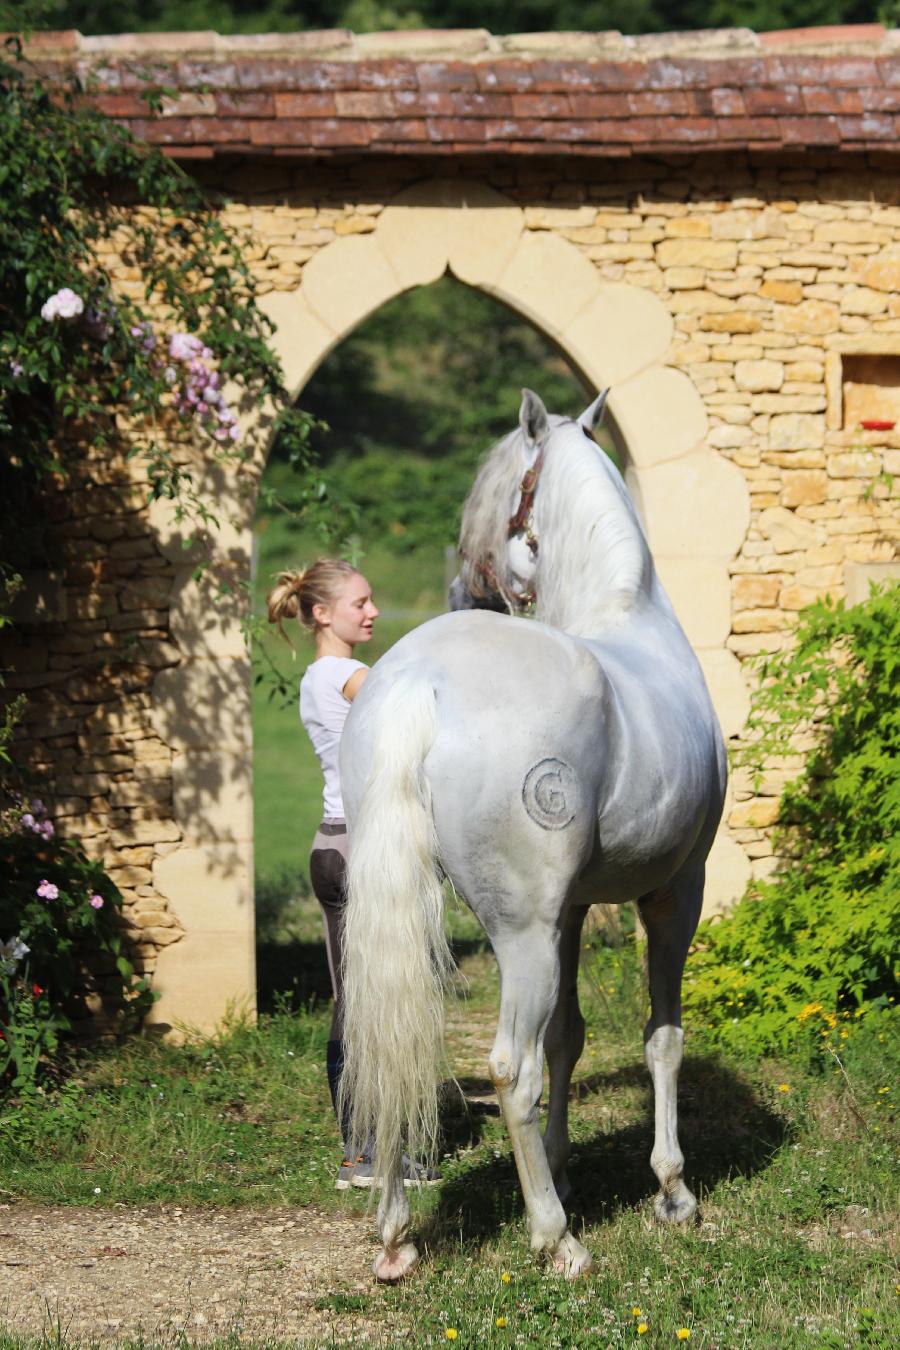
507, 443, 546, 557
463, 423, 595, 609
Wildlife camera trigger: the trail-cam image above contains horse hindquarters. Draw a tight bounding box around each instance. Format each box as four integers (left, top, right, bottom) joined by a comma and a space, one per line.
339, 672, 453, 1282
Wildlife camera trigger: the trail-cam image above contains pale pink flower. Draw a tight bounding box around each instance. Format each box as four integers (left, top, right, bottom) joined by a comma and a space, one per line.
41, 288, 84, 321
168, 332, 204, 362
89, 894, 104, 910
36, 880, 59, 900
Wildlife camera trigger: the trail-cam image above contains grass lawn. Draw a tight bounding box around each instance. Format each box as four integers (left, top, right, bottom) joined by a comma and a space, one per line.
1, 915, 896, 1348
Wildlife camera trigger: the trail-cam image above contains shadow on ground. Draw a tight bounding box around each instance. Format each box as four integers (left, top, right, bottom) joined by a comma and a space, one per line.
422, 1054, 788, 1252
256, 940, 334, 1013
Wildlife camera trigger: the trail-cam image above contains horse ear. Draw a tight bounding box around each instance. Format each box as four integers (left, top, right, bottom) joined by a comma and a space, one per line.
578, 389, 610, 432
519, 389, 549, 445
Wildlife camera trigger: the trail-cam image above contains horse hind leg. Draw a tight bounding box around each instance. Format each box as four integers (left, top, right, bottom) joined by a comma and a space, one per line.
488, 920, 592, 1279
372, 1160, 417, 1283
637, 867, 704, 1225
542, 905, 588, 1204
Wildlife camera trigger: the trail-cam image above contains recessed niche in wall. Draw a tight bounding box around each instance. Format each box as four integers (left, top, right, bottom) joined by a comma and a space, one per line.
841, 354, 900, 430
826, 337, 900, 432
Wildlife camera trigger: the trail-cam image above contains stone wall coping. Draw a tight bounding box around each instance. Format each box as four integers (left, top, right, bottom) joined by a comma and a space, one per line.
17, 25, 900, 158
17, 25, 898, 61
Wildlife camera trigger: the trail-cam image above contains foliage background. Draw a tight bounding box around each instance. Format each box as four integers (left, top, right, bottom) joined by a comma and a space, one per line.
10, 0, 891, 40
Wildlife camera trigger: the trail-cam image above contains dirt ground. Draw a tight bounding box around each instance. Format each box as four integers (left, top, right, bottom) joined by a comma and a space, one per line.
1, 1203, 385, 1345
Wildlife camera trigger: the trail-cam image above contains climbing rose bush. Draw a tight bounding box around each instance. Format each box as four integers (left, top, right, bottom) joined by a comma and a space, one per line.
0, 795, 154, 1091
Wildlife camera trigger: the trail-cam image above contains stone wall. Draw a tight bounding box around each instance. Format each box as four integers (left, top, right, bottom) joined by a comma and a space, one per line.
6, 78, 899, 1031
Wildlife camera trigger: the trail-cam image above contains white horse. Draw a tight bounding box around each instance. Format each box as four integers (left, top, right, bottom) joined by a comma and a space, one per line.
339, 390, 726, 1282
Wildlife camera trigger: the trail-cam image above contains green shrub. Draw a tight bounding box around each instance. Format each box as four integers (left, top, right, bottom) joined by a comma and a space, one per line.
684, 585, 899, 1060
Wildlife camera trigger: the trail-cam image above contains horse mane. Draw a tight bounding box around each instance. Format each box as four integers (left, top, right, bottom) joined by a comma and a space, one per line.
457, 418, 653, 635
457, 428, 532, 611
533, 422, 653, 635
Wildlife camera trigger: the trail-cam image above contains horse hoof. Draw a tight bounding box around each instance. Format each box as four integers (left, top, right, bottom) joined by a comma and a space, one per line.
654, 1183, 697, 1225
550, 1232, 593, 1279
373, 1242, 419, 1283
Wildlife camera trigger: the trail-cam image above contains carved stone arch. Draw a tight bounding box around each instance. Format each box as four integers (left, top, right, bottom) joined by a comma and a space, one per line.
147, 178, 750, 1031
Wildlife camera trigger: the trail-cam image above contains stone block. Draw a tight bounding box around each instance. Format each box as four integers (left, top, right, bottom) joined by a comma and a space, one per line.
762, 509, 827, 558
654, 556, 732, 649
732, 574, 781, 607
608, 366, 705, 469
565, 283, 673, 388
301, 232, 399, 340
733, 607, 790, 633
729, 797, 780, 829
148, 842, 256, 1033
735, 359, 784, 393
702, 827, 752, 917
637, 449, 749, 559
781, 470, 828, 506
843, 560, 900, 603
828, 451, 881, 478
695, 646, 749, 743
171, 750, 253, 844
110, 817, 181, 848
700, 312, 762, 333
492, 229, 599, 334
840, 285, 889, 316
768, 413, 825, 451
760, 279, 802, 303
656, 238, 738, 269
777, 299, 839, 334
169, 567, 248, 660
151, 657, 251, 752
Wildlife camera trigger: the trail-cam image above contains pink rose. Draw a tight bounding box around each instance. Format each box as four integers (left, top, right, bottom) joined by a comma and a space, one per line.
90, 894, 104, 910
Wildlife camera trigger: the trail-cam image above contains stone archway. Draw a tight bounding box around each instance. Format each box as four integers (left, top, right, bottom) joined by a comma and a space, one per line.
146, 178, 751, 1032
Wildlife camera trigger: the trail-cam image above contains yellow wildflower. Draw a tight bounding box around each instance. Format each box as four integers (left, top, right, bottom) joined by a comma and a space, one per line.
798, 1001, 823, 1022
777, 1083, 791, 1093
677, 1331, 692, 1341
496, 1316, 508, 1328
638, 1324, 649, 1335
445, 1330, 458, 1341
500, 1271, 511, 1284
632, 1308, 642, 1317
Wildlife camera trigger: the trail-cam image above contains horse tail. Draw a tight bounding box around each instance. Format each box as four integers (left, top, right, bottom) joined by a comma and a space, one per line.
339, 670, 454, 1176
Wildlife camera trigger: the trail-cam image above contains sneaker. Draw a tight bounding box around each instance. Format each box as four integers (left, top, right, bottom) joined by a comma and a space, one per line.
401, 1154, 442, 1187
335, 1155, 375, 1190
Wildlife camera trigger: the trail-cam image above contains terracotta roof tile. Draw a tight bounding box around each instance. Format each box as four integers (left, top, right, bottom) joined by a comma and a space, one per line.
22, 24, 900, 158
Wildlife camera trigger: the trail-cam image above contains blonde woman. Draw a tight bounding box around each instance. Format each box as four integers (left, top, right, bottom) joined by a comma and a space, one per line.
267, 559, 439, 1190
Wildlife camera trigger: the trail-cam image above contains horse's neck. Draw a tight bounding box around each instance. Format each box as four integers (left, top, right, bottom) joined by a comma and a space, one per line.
534, 442, 655, 637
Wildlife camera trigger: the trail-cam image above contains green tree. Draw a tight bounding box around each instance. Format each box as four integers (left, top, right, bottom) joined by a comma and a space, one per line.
16, 0, 886, 38
272, 276, 589, 553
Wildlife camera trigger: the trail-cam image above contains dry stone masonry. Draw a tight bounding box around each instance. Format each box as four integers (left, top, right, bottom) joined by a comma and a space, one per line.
6, 25, 899, 1032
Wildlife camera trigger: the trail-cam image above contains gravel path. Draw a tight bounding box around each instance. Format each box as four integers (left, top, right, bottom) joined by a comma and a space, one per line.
1, 1203, 383, 1345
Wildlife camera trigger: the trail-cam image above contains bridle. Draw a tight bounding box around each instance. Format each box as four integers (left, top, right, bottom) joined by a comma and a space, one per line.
463, 421, 599, 611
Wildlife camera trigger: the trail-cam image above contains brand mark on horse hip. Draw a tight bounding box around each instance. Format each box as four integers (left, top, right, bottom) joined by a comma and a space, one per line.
522, 758, 578, 830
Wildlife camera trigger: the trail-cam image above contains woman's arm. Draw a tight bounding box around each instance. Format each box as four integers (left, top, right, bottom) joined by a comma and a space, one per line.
342, 667, 369, 702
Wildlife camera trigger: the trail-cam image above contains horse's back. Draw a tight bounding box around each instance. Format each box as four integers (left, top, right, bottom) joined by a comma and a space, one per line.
341, 606, 725, 911
342, 611, 605, 916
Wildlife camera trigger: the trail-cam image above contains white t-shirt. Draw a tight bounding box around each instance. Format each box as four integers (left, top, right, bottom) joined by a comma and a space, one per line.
299, 655, 367, 820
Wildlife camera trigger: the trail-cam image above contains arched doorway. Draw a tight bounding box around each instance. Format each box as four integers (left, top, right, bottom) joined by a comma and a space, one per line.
147, 179, 751, 1032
